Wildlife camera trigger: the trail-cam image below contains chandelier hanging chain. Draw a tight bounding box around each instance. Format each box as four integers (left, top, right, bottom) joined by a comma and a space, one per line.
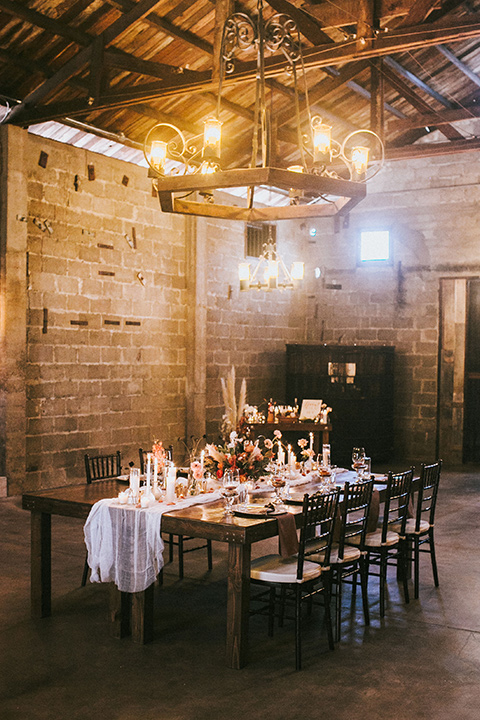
143, 0, 385, 222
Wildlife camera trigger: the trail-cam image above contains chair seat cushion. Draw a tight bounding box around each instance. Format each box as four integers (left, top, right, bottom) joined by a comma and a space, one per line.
391, 519, 430, 535
309, 543, 361, 565
250, 554, 322, 584
362, 529, 400, 547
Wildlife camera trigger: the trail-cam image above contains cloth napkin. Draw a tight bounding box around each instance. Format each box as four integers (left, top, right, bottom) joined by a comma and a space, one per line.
277, 513, 299, 557
366, 489, 380, 533
84, 492, 221, 593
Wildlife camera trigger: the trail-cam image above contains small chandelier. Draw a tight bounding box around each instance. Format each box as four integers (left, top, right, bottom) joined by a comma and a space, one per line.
239, 228, 304, 291
144, 0, 384, 222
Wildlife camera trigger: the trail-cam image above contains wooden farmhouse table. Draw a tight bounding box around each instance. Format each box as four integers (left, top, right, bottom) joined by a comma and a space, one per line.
22, 480, 305, 669
22, 475, 417, 669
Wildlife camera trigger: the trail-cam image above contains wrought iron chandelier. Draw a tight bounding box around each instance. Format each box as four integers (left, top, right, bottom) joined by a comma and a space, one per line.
144, 0, 384, 222
239, 226, 304, 291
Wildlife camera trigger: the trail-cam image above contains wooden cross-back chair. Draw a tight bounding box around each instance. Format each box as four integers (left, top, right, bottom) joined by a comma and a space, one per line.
84, 451, 121, 484
402, 460, 442, 599
250, 489, 339, 670
82, 451, 122, 586
326, 479, 374, 642
359, 468, 414, 617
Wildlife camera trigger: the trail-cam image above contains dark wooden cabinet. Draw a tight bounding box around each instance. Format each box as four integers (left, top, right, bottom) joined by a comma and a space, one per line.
286, 344, 394, 466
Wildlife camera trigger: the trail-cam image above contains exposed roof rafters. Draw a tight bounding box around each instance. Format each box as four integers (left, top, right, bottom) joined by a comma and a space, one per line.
2, 0, 480, 166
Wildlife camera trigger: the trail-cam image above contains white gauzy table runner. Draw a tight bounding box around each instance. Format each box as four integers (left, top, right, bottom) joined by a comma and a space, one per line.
84, 492, 221, 593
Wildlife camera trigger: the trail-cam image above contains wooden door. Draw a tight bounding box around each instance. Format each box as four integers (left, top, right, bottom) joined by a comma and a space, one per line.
463, 279, 480, 461
438, 279, 466, 464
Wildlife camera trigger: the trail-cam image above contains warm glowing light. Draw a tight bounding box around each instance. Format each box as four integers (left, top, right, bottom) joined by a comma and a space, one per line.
291, 262, 304, 280
288, 165, 304, 173
203, 117, 222, 160
150, 140, 167, 174
312, 120, 331, 162
352, 146, 369, 177
239, 262, 250, 291
238, 263, 250, 281
267, 260, 279, 279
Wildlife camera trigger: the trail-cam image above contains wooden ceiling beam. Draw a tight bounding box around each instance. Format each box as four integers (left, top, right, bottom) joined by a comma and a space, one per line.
387, 137, 480, 161
275, 60, 370, 128
105, 0, 213, 55
292, 13, 480, 69
436, 44, 480, 88
104, 49, 199, 82
370, 58, 385, 138
383, 56, 455, 108
346, 78, 407, 119
6, 0, 167, 124
0, 0, 89, 46
382, 65, 464, 141
396, 0, 438, 27
388, 105, 480, 132
11, 11, 480, 128
302, 0, 414, 29
265, 0, 334, 44
424, 0, 469, 24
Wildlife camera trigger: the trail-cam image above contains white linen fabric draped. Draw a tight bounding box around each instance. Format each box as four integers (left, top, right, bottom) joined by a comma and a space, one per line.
84, 493, 221, 593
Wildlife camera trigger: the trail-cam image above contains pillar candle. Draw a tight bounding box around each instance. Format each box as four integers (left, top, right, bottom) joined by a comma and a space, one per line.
309, 432, 314, 452
153, 455, 158, 484
277, 441, 284, 466
322, 444, 331, 468
287, 445, 295, 470
166, 465, 176, 502
200, 449, 205, 475
146, 453, 152, 489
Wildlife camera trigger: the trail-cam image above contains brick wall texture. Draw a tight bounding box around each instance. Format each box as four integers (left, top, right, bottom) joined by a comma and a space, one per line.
2, 129, 480, 493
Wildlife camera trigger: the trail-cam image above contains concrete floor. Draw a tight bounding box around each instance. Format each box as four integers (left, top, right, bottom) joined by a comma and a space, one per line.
1, 467, 479, 720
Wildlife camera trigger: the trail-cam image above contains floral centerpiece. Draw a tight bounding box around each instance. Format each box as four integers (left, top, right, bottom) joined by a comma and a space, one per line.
205, 431, 274, 481
297, 437, 314, 461
204, 366, 275, 480
152, 439, 167, 468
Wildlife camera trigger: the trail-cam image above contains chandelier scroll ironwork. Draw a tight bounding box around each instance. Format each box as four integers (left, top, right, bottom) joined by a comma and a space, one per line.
144, 0, 384, 222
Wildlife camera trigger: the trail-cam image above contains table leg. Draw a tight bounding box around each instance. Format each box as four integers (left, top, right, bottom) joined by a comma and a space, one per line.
30, 511, 51, 618
226, 542, 251, 669
131, 585, 155, 644
109, 585, 131, 638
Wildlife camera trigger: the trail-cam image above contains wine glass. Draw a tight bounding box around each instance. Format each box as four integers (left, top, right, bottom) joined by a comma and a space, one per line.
222, 469, 239, 515
270, 468, 287, 507
352, 447, 366, 478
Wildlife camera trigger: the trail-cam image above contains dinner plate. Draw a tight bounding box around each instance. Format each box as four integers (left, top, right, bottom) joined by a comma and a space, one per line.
233, 503, 286, 517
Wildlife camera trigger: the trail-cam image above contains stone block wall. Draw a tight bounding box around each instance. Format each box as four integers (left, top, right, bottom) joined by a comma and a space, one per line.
2, 126, 480, 493
203, 217, 307, 440
22, 133, 188, 491
298, 151, 480, 462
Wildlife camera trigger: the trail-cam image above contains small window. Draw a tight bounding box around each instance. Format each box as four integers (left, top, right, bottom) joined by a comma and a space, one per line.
245, 222, 276, 258
359, 230, 391, 263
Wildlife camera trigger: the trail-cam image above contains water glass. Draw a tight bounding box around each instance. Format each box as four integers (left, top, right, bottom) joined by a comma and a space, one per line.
222, 470, 239, 515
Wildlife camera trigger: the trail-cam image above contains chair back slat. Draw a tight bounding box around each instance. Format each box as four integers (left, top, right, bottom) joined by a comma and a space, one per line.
139, 448, 148, 474
84, 451, 121, 484
416, 460, 442, 530
300, 490, 340, 579
337, 480, 374, 559
383, 467, 414, 540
